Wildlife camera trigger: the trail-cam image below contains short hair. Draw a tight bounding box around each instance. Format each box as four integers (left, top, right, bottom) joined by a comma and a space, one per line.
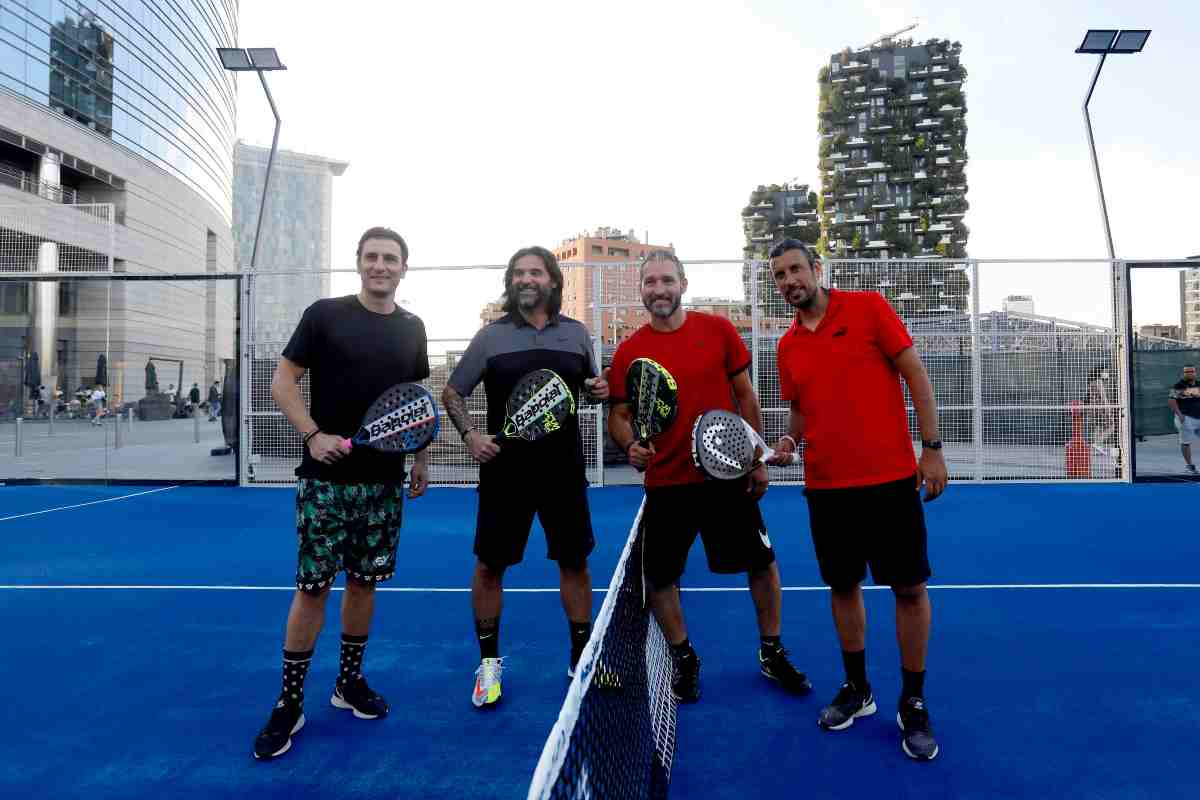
356, 226, 408, 264
768, 238, 818, 267
638, 250, 686, 282
501, 246, 563, 317
1185, 364, 1197, 370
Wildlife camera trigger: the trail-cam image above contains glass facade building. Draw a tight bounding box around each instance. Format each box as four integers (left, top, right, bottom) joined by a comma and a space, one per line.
0, 0, 237, 218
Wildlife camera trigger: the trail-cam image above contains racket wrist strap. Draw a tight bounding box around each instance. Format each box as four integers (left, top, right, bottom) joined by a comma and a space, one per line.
302, 429, 321, 448
460, 427, 476, 442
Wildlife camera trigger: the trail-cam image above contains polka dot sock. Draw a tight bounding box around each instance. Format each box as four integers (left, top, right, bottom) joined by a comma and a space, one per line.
337, 634, 368, 690
279, 648, 314, 711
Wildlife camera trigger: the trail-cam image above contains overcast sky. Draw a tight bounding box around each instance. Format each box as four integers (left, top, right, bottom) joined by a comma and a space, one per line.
234, 0, 1198, 337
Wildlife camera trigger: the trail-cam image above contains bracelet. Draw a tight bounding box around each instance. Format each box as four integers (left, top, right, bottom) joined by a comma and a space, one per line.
781, 434, 797, 448
302, 429, 320, 447
461, 427, 476, 442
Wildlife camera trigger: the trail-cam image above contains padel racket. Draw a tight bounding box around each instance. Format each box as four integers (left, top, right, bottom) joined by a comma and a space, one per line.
625, 357, 678, 451
341, 383, 439, 453
691, 409, 799, 480
498, 369, 575, 442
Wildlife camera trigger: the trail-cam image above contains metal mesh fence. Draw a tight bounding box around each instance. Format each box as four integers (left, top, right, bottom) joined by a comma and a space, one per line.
238, 258, 1142, 486
0, 203, 114, 272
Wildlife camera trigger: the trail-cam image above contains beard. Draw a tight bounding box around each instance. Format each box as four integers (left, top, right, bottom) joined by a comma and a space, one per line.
515, 284, 552, 310
644, 294, 681, 319
787, 285, 820, 310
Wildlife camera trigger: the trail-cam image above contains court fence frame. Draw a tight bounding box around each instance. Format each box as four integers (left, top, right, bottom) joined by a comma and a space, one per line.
233, 257, 1177, 488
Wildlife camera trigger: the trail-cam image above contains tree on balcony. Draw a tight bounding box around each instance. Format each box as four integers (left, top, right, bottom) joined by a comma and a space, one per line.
818, 65, 830, 83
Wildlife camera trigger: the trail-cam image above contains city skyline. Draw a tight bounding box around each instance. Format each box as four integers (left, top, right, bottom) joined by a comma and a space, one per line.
230, 1, 1198, 339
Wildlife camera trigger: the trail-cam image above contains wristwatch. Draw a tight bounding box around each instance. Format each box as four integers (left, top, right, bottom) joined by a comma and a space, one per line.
921, 438, 943, 450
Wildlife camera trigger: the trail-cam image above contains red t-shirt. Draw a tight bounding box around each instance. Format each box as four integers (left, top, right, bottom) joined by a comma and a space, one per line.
610, 312, 751, 488
777, 289, 917, 489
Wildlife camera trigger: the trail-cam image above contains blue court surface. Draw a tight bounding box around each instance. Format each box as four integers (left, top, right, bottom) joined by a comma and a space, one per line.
1, 481, 1198, 799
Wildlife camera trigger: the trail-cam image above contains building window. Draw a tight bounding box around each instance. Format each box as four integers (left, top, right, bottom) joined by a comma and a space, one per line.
609, 247, 629, 258
591, 245, 603, 256
895, 55, 906, 78
871, 57, 879, 68
832, 62, 840, 73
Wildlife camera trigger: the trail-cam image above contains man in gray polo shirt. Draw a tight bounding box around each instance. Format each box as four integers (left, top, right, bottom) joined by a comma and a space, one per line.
443, 245, 608, 708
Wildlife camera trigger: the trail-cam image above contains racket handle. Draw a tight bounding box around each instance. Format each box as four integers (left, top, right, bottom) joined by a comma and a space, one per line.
633, 437, 649, 473
341, 438, 352, 451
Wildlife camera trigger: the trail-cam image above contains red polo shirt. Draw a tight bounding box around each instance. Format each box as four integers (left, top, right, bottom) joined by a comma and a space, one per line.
610, 311, 751, 488
777, 289, 917, 489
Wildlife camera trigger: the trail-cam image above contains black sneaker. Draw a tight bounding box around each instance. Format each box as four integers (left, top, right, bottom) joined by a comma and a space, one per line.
759, 645, 813, 695
817, 681, 876, 730
253, 701, 305, 760
331, 677, 389, 720
897, 696, 939, 761
672, 650, 701, 703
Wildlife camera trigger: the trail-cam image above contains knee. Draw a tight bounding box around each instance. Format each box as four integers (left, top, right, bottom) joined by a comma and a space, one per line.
476, 560, 505, 588
892, 583, 927, 604
298, 584, 333, 602
345, 575, 376, 596
559, 560, 590, 581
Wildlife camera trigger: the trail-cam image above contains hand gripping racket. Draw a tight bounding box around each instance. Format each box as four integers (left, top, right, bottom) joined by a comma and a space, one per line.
341, 383, 440, 453
691, 409, 799, 480
624, 357, 678, 470
498, 369, 575, 442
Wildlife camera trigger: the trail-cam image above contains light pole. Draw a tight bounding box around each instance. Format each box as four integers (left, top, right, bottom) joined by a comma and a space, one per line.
217, 47, 286, 270
1075, 29, 1151, 260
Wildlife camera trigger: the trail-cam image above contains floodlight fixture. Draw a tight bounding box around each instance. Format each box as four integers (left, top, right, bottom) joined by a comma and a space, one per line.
1110, 30, 1150, 54
1076, 29, 1118, 54
216, 47, 253, 71
246, 48, 286, 70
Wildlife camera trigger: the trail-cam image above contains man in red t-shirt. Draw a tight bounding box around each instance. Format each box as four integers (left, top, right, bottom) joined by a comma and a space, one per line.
608, 251, 812, 703
766, 239, 947, 761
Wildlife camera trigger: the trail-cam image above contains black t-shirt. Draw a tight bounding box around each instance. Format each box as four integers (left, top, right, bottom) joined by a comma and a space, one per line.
282, 295, 430, 483
1171, 380, 1200, 419
447, 312, 597, 486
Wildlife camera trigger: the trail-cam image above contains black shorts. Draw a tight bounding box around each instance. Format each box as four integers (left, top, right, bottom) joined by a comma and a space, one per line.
642, 478, 776, 589
804, 474, 931, 590
474, 476, 595, 570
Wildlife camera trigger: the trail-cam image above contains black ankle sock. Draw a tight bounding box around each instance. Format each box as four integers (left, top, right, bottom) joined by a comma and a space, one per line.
476, 616, 500, 660
842, 649, 867, 690
337, 634, 368, 689
568, 621, 592, 666
760, 635, 782, 653
669, 638, 696, 660
901, 668, 925, 701
279, 648, 314, 709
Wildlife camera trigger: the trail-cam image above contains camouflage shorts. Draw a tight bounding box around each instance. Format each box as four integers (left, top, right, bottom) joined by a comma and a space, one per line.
295, 479, 405, 592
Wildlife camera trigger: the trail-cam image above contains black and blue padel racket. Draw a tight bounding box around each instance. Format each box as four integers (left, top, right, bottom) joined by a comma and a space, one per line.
691, 409, 799, 480
625, 357, 678, 470
498, 369, 575, 442
341, 383, 439, 453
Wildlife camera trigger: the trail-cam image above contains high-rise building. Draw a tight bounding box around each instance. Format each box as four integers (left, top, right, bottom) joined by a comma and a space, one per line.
233, 142, 348, 344
1, 1, 238, 410
1182, 262, 1200, 343
554, 227, 675, 345
741, 183, 818, 315
816, 37, 969, 316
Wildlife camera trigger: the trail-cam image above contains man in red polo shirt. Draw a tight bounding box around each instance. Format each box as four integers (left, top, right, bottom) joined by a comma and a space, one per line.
766, 239, 947, 761
608, 251, 812, 704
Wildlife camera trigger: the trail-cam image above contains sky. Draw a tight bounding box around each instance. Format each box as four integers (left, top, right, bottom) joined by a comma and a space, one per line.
234, 0, 1199, 338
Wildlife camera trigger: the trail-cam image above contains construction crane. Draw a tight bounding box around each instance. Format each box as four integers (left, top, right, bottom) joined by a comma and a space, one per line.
860, 21, 919, 51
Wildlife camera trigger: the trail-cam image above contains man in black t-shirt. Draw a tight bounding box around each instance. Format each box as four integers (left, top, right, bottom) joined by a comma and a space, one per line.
1170, 364, 1200, 475
252, 227, 430, 761
443, 245, 607, 708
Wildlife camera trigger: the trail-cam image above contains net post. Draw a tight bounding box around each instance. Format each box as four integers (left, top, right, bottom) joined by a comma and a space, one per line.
194, 410, 201, 444
48, 401, 54, 436
969, 259, 983, 481
114, 408, 124, 449
593, 260, 605, 487
14, 417, 22, 457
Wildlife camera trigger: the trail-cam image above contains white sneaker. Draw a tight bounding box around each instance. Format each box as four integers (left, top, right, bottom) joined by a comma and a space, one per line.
472, 657, 503, 708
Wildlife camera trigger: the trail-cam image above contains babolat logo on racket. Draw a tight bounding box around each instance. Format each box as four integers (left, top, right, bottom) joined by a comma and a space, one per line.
510, 378, 571, 433
367, 396, 436, 442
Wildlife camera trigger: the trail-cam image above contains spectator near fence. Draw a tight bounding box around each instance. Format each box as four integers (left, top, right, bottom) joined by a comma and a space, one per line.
208, 381, 221, 421
1169, 364, 1200, 475
1085, 366, 1116, 459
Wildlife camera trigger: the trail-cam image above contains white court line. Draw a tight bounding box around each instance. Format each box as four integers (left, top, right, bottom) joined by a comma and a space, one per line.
0, 485, 179, 523
1, 582, 1199, 592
